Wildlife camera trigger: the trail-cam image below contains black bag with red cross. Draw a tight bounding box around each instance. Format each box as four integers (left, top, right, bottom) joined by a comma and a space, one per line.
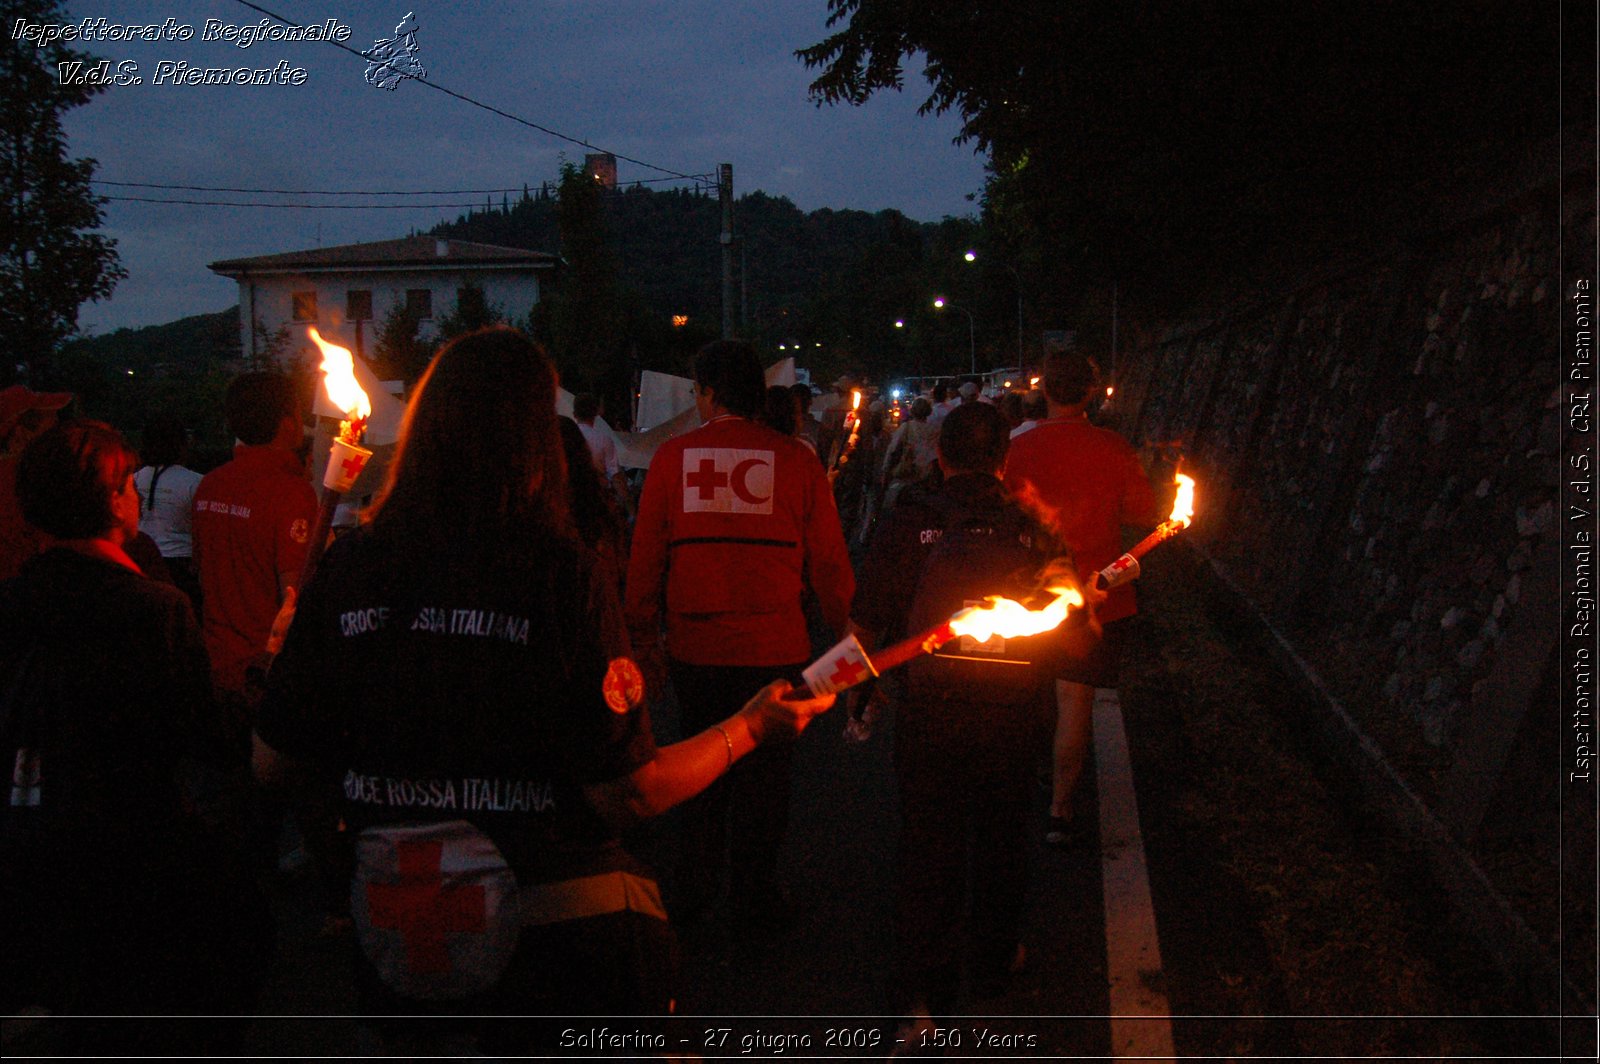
352, 819, 521, 1001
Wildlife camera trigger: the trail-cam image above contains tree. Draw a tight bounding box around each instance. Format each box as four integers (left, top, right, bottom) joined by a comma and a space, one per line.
434, 281, 506, 343
545, 162, 625, 395
798, 1, 1559, 319
250, 318, 292, 370
372, 301, 435, 385
1, 0, 126, 382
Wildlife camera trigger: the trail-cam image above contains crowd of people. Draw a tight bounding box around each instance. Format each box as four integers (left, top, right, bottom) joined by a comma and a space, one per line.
0, 332, 1161, 1054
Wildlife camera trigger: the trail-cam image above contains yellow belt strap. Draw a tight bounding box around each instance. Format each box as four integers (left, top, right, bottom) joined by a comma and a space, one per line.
519, 871, 668, 927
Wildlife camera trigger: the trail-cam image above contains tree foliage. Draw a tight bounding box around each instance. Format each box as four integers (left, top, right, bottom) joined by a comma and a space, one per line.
0, 0, 126, 380
545, 162, 626, 395
53, 308, 238, 463
435, 281, 507, 343
798, 0, 1559, 320
372, 300, 435, 385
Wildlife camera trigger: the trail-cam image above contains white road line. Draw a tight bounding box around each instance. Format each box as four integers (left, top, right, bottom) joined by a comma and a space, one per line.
1094, 686, 1177, 1061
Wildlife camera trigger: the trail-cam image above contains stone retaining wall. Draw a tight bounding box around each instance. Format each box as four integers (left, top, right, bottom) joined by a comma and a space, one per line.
1118, 156, 1590, 971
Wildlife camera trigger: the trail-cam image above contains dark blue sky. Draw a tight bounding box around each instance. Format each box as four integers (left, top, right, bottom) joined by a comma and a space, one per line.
58, 1, 987, 333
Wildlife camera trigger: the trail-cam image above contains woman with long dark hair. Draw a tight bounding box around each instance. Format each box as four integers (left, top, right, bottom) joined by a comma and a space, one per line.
253, 328, 831, 1049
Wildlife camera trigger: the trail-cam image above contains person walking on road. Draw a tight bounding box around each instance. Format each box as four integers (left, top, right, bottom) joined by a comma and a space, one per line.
626, 340, 854, 929
1003, 345, 1160, 846
851, 402, 1082, 1024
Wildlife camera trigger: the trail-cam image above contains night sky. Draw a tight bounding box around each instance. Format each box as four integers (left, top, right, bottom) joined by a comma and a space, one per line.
56, 1, 988, 334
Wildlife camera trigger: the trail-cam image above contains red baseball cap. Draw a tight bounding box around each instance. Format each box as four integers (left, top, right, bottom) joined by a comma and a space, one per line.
0, 384, 73, 439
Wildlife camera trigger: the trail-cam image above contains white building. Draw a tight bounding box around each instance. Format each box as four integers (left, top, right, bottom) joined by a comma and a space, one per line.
208, 236, 557, 368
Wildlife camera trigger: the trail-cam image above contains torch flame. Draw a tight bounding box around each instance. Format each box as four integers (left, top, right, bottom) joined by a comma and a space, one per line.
851, 389, 861, 410
308, 327, 371, 442
948, 586, 1084, 643
1169, 473, 1196, 529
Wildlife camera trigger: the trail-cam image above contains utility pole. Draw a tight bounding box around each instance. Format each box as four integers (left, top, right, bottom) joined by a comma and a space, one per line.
719, 163, 734, 339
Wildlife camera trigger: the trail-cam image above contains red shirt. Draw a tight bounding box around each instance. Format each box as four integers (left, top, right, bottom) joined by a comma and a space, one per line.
192, 445, 317, 692
626, 415, 854, 666
0, 456, 35, 582
1003, 416, 1160, 624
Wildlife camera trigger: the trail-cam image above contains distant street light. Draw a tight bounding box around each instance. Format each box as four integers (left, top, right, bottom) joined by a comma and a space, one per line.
932, 297, 975, 375
964, 249, 1023, 366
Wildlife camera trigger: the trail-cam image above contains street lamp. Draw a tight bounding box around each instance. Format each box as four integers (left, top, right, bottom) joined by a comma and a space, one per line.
964, 249, 1023, 366
932, 297, 975, 375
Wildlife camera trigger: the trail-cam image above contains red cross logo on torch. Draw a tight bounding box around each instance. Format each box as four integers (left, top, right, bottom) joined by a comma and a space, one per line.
827, 655, 870, 689
802, 633, 879, 694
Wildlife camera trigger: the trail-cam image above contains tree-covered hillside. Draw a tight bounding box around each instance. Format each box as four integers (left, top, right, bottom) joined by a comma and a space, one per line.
55, 307, 242, 462
431, 184, 990, 391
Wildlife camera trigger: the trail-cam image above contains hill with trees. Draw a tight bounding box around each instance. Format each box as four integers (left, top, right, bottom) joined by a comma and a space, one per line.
54, 307, 242, 463
428, 178, 992, 407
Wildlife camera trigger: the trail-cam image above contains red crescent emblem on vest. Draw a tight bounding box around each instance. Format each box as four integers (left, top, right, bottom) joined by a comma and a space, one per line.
602, 657, 645, 714
730, 457, 771, 505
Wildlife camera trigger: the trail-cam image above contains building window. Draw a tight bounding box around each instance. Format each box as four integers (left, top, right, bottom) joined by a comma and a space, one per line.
406, 289, 433, 319
456, 286, 487, 318
292, 291, 317, 322
346, 289, 372, 321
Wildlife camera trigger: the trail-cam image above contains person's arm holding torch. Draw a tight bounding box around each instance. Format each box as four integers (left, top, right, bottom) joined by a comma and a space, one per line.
297, 329, 373, 594
584, 679, 835, 825
263, 330, 373, 656
1096, 473, 1197, 590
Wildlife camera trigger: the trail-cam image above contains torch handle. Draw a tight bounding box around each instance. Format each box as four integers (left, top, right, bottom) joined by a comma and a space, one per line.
295, 489, 344, 595
1126, 522, 1179, 562
793, 621, 959, 698
866, 622, 957, 675
1096, 521, 1185, 590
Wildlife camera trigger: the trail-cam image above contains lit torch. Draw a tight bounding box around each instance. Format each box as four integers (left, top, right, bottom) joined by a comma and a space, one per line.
298, 327, 374, 591
1096, 473, 1197, 590
801, 585, 1085, 696
829, 388, 865, 478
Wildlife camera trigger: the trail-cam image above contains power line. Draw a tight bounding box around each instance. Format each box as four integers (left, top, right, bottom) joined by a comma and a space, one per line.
230, 0, 699, 180
103, 195, 499, 209
102, 181, 719, 209
93, 174, 715, 196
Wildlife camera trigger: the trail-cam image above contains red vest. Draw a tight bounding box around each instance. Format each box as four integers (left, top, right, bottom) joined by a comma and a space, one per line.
192, 445, 318, 691
626, 416, 853, 666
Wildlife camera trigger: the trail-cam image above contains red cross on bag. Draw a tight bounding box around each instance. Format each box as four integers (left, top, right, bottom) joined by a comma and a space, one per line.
353, 819, 520, 1000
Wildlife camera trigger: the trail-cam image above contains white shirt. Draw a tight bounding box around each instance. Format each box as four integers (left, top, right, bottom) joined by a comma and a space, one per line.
133, 464, 203, 558
1009, 419, 1040, 439
577, 420, 619, 479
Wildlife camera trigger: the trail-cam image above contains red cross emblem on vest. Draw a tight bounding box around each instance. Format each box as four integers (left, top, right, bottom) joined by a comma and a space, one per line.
681, 447, 775, 515
365, 838, 487, 974
685, 457, 728, 500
